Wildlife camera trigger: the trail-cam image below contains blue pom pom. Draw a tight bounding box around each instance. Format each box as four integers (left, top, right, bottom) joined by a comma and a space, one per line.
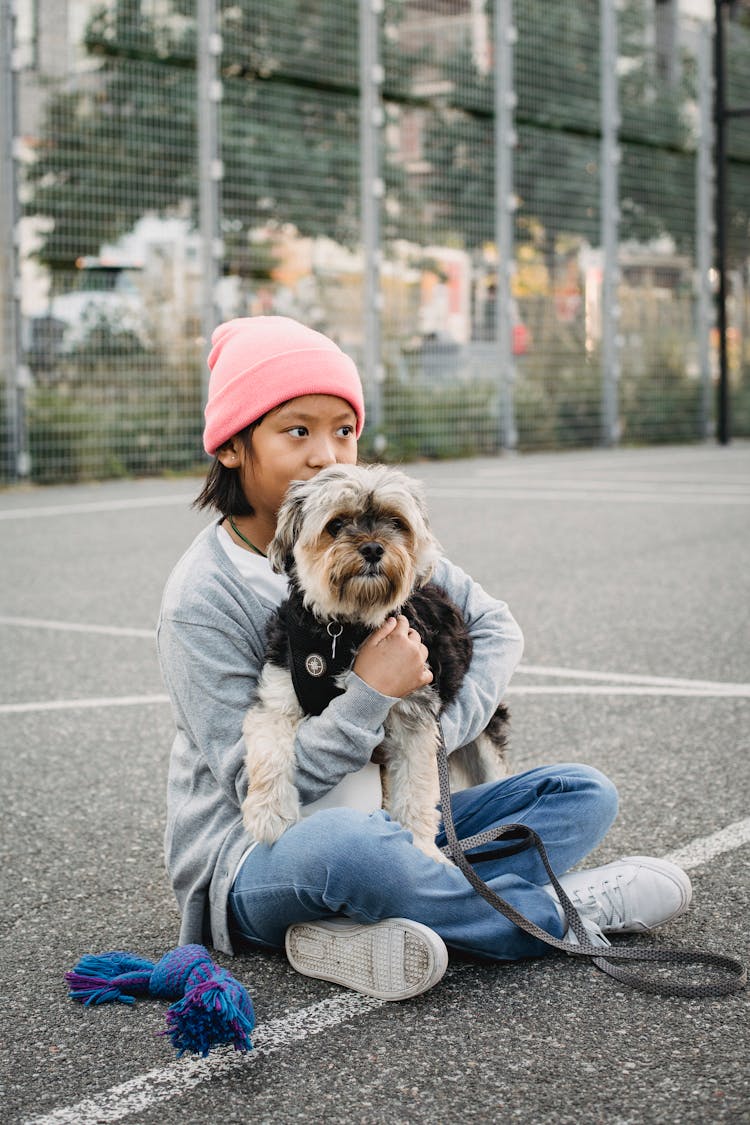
163, 976, 255, 1057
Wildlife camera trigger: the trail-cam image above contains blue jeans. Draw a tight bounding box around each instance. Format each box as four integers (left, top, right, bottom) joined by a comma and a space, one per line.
229, 764, 618, 961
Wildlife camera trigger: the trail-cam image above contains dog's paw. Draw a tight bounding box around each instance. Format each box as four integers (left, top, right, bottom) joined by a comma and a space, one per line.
241, 792, 300, 844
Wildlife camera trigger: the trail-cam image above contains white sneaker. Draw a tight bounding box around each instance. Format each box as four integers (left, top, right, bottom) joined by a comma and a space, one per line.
548, 856, 692, 935
285, 917, 448, 1001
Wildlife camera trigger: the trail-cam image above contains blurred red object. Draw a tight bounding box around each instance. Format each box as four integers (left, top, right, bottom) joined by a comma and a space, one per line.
513, 322, 531, 356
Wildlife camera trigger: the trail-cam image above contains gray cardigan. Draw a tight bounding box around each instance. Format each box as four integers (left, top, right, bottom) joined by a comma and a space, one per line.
156, 520, 524, 953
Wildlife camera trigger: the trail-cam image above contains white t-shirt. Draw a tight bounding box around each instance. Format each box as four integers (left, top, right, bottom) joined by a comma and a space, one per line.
217, 523, 383, 828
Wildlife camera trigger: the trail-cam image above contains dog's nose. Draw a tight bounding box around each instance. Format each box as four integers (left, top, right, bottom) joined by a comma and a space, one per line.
359, 541, 384, 564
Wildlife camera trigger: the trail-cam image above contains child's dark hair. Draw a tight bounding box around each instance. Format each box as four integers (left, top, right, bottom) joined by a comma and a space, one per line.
193, 419, 261, 517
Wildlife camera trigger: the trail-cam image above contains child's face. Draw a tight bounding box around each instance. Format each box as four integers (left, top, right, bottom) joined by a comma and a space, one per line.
225, 394, 358, 523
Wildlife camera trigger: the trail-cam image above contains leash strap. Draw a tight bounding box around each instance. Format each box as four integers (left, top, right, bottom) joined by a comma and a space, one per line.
435, 725, 746, 998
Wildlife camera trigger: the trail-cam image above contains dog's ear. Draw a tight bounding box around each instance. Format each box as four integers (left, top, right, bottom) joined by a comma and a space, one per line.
268, 481, 308, 574
403, 475, 441, 586
414, 533, 440, 587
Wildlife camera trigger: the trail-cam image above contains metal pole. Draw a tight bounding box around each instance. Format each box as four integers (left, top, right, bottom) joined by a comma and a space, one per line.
600, 0, 621, 447
494, 0, 517, 451
198, 0, 223, 409
359, 0, 385, 455
0, 0, 29, 479
713, 0, 730, 445
696, 19, 714, 440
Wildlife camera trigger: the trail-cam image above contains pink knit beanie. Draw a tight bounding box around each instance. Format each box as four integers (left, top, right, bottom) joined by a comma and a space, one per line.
203, 316, 366, 455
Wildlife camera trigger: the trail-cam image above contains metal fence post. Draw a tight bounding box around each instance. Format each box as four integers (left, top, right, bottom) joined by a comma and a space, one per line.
494, 0, 518, 451
600, 0, 621, 446
713, 0, 730, 445
198, 0, 223, 408
0, 0, 29, 479
359, 0, 385, 454
696, 18, 715, 440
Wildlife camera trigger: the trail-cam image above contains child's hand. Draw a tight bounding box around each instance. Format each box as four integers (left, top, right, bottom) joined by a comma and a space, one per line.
353, 615, 433, 698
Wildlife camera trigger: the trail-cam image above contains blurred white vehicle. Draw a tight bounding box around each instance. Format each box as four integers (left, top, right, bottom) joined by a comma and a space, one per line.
27, 255, 150, 375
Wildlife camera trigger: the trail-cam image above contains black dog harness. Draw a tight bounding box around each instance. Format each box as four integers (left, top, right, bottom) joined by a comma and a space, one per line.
286, 607, 370, 716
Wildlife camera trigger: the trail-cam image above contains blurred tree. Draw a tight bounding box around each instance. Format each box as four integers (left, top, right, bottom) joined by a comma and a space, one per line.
26, 0, 196, 276
25, 0, 362, 279
617, 0, 697, 255
406, 0, 699, 268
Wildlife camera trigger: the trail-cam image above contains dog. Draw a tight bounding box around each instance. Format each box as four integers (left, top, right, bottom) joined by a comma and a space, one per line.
241, 463, 509, 864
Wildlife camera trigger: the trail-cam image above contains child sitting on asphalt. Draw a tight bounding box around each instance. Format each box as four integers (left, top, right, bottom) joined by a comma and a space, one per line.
156, 315, 691, 1000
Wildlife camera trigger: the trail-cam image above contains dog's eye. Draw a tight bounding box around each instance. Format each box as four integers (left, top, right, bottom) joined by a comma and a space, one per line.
390, 517, 407, 533
326, 518, 345, 538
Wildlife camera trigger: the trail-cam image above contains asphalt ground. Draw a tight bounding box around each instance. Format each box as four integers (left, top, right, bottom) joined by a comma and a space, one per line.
1, 442, 749, 1125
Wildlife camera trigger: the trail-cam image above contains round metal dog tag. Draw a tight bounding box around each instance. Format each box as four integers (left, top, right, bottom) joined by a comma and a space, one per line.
305, 653, 327, 678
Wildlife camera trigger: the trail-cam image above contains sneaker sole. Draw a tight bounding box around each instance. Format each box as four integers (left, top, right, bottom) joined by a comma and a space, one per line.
285, 917, 449, 1002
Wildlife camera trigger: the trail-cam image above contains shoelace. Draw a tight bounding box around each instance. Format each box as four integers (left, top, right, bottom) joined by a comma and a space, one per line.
568, 876, 627, 930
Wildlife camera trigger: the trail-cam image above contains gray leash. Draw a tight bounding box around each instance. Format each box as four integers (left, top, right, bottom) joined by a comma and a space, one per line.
435, 725, 746, 998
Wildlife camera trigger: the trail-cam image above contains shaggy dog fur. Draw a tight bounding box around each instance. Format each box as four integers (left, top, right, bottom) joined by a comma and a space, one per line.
241, 463, 509, 864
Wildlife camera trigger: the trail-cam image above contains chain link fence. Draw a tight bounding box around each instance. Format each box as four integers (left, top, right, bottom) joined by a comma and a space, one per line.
2, 0, 749, 483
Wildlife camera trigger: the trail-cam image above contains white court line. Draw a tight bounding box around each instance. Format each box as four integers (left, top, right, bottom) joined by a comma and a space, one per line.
516, 663, 750, 693
473, 468, 750, 487
2, 616, 747, 696
0, 694, 170, 715
507, 685, 750, 698
4, 682, 750, 716
23, 993, 384, 1125
4, 674, 750, 715
428, 485, 750, 505
663, 817, 750, 871
2, 480, 749, 520
0, 615, 154, 639
467, 475, 750, 494
0, 494, 195, 520
22, 818, 750, 1125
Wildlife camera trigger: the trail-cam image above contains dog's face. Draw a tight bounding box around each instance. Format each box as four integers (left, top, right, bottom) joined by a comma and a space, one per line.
268, 464, 440, 626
